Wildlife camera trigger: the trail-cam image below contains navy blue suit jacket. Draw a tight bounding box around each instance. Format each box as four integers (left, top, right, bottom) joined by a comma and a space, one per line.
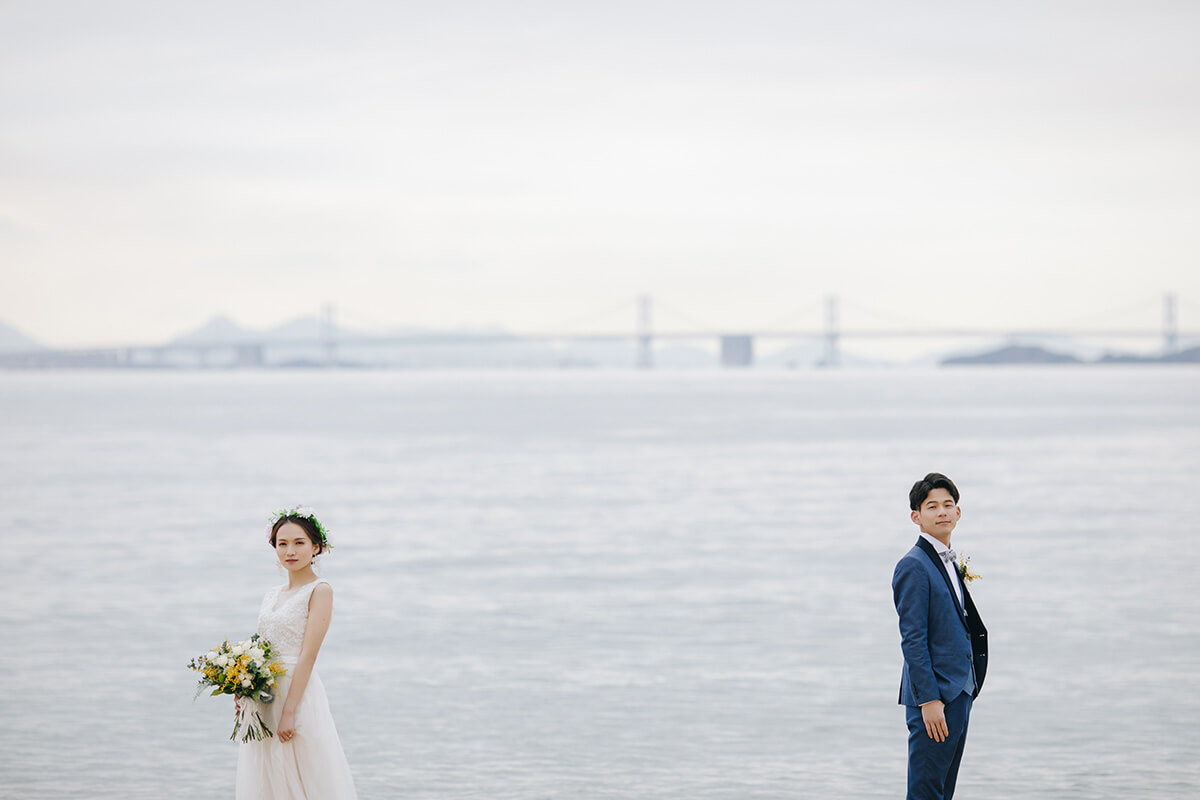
892, 537, 988, 707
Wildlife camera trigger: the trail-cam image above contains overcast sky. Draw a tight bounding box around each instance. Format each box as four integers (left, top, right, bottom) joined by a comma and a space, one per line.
2, 0, 1198, 347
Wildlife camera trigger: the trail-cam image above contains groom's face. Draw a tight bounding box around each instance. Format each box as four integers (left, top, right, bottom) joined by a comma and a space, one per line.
911, 488, 961, 539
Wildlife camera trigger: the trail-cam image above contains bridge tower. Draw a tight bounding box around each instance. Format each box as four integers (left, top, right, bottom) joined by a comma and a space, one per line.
321, 303, 338, 367
821, 295, 840, 368
1164, 292, 1178, 355
637, 294, 654, 369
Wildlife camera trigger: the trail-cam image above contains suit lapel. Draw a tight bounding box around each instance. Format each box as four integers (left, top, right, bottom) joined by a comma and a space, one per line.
962, 581, 980, 623
961, 578, 989, 695
914, 537, 969, 626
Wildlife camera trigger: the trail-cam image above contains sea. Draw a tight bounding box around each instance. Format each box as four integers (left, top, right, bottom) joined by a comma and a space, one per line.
1, 368, 1198, 799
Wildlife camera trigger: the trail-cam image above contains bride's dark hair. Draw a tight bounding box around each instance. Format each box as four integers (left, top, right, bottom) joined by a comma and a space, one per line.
269, 516, 326, 555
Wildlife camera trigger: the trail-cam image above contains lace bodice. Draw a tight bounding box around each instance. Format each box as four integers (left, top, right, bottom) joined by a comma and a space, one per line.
256, 578, 330, 659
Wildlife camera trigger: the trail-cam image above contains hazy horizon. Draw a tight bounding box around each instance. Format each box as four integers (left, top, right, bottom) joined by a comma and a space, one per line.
3, 1, 1198, 348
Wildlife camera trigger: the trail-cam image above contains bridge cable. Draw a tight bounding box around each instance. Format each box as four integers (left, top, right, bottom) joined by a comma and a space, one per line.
652, 298, 723, 333
1056, 291, 1164, 331
837, 296, 931, 333
524, 295, 644, 336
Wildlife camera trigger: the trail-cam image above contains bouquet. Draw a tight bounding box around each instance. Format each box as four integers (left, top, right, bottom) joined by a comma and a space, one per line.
188, 634, 288, 742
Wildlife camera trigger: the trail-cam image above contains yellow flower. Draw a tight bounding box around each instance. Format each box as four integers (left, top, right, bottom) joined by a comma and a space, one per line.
957, 555, 982, 583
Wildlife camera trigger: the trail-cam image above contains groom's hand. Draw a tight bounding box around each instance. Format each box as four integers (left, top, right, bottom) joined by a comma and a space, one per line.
920, 700, 948, 742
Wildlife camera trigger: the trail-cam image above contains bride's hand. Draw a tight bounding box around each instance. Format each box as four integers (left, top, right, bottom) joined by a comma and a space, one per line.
277, 709, 297, 743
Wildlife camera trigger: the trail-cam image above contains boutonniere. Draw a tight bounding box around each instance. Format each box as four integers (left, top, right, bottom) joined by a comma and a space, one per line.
957, 555, 981, 583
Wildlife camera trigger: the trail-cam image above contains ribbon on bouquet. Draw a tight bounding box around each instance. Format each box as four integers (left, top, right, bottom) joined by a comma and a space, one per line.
232, 691, 276, 743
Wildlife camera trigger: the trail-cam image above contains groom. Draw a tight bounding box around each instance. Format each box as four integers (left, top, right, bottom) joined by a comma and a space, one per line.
892, 473, 988, 800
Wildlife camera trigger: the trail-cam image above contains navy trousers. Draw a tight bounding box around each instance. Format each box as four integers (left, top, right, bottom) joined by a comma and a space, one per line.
905, 692, 972, 800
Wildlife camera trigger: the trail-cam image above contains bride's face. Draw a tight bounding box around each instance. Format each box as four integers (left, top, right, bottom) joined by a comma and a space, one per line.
275, 522, 320, 572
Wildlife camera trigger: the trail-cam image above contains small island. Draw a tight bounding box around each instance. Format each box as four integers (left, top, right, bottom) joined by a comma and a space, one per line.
943, 344, 1200, 366
943, 345, 1081, 366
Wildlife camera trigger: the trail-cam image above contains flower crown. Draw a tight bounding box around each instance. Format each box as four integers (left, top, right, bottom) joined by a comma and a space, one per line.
267, 505, 333, 551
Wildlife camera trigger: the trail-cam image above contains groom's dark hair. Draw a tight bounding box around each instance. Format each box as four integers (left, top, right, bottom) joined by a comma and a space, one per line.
909, 472, 960, 510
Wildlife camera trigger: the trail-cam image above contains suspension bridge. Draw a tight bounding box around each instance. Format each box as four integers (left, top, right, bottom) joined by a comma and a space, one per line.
2, 293, 1194, 369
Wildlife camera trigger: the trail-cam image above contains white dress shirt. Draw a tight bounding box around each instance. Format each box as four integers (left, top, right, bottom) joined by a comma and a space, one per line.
919, 532, 963, 607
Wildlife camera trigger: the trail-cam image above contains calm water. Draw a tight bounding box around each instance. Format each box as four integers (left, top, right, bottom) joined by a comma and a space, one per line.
1, 368, 1199, 799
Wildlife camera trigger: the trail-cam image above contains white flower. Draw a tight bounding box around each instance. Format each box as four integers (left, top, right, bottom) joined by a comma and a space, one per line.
206, 651, 219, 662
292, 505, 315, 518
248, 647, 265, 661
241, 678, 251, 687
231, 645, 245, 656
216, 655, 229, 667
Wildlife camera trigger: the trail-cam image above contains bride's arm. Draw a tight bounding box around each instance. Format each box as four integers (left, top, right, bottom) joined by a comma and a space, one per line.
276, 584, 334, 741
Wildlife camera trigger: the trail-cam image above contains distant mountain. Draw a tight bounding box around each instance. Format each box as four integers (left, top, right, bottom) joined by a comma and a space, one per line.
0, 320, 45, 353
170, 315, 255, 345
262, 315, 337, 342
1098, 345, 1200, 364
164, 314, 542, 368
172, 314, 363, 345
173, 314, 514, 346
938, 335, 1119, 366
1163, 346, 1200, 363
943, 344, 1082, 366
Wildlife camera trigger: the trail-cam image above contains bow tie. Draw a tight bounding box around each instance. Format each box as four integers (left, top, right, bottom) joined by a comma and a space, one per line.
940, 549, 958, 565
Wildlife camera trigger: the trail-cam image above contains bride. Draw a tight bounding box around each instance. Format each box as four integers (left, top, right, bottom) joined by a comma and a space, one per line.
235, 506, 358, 799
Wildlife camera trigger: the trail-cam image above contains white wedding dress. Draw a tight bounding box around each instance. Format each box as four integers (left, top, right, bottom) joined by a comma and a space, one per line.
235, 578, 358, 799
